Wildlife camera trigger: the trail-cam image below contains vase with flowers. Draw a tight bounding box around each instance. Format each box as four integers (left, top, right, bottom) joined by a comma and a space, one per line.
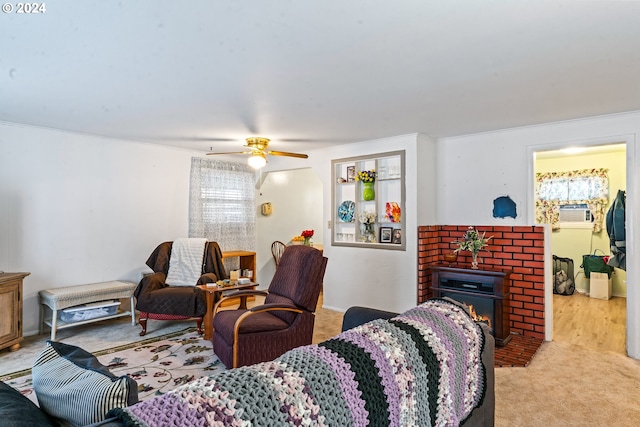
356, 169, 376, 201
453, 226, 493, 269
301, 229, 314, 246
358, 211, 376, 242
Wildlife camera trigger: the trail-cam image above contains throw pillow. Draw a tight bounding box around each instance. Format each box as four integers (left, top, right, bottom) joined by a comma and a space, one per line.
0, 380, 56, 427
32, 341, 138, 427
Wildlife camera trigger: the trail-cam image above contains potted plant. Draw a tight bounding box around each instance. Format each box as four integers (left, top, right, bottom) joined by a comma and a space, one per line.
453, 226, 493, 269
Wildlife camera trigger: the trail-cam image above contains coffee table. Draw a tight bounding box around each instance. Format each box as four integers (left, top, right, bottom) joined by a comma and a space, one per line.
197, 282, 258, 340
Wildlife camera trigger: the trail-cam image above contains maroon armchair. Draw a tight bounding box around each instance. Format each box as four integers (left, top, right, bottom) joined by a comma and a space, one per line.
134, 240, 227, 336
213, 245, 327, 368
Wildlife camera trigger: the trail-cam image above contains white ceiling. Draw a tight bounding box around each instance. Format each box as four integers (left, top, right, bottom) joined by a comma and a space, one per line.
2, 1, 640, 156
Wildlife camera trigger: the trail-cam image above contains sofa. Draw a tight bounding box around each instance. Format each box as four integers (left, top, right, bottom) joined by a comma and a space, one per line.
1, 298, 494, 427
341, 304, 495, 427
111, 298, 494, 426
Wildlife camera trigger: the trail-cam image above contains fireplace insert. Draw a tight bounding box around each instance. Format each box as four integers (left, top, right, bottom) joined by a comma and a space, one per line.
429, 265, 512, 346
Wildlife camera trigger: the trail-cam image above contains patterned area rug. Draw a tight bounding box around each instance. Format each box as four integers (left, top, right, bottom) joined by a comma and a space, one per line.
2, 328, 226, 403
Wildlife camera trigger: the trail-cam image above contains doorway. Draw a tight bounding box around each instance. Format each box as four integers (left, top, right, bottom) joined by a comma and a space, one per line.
533, 143, 627, 354
256, 168, 323, 287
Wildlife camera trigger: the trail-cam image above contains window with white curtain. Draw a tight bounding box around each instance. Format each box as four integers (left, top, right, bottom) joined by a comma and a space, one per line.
189, 158, 256, 253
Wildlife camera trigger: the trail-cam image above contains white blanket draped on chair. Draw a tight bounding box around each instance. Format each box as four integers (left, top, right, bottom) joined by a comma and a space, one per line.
165, 238, 208, 287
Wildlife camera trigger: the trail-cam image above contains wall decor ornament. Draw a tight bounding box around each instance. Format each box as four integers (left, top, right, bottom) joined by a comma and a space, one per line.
379, 227, 393, 243
362, 182, 375, 201
356, 170, 376, 201
359, 211, 376, 242
392, 229, 402, 244
385, 202, 401, 222
346, 166, 355, 182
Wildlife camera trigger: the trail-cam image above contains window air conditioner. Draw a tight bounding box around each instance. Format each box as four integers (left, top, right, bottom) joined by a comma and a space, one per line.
559, 204, 592, 223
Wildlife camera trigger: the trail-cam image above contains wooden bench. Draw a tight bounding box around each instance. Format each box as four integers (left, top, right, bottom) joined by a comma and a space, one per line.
39, 280, 137, 340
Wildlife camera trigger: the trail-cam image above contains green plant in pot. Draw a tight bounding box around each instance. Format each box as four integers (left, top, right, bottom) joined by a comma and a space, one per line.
356, 169, 376, 201
453, 226, 493, 269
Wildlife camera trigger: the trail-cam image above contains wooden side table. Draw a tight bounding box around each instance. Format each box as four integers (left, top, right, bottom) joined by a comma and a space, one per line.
0, 272, 30, 352
197, 282, 258, 340
221, 251, 256, 283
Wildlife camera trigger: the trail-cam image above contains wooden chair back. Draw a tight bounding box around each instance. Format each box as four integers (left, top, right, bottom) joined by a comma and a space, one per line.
271, 240, 287, 268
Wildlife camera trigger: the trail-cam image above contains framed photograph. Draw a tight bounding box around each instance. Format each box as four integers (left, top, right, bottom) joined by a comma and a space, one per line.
392, 228, 402, 244
379, 226, 393, 243
346, 166, 356, 182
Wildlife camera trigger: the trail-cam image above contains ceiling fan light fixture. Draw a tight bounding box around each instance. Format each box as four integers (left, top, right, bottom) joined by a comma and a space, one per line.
248, 152, 267, 169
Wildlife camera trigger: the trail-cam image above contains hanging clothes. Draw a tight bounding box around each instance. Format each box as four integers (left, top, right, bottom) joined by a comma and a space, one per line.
606, 189, 626, 270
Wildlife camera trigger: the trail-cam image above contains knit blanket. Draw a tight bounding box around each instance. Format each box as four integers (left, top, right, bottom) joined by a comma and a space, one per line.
165, 238, 208, 287
110, 298, 486, 427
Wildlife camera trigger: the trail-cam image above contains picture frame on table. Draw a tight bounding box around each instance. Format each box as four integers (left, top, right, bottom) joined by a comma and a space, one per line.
392, 229, 402, 244
379, 227, 393, 243
346, 166, 356, 182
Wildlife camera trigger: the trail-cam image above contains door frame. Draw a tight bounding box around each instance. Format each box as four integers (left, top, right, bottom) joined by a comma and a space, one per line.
526, 133, 637, 358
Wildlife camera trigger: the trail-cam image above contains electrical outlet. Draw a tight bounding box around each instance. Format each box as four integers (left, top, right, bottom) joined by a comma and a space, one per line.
327, 220, 332, 229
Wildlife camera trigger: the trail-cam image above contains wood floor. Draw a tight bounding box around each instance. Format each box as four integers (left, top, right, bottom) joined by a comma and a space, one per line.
261, 291, 629, 356
553, 292, 626, 354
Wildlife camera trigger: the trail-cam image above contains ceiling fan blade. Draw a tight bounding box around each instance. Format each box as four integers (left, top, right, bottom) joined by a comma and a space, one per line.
267, 150, 309, 159
206, 151, 251, 156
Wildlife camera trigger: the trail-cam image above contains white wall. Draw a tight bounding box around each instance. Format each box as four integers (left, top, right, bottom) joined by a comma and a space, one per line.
435, 111, 640, 359
255, 168, 323, 288
0, 122, 197, 335
416, 133, 438, 225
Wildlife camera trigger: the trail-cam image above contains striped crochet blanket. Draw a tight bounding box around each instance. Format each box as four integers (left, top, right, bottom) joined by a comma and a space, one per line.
110, 299, 486, 427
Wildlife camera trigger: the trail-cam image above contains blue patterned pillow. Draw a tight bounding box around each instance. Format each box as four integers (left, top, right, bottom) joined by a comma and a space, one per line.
32, 341, 138, 427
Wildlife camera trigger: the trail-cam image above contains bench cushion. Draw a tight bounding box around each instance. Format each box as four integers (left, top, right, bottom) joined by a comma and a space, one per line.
39, 281, 136, 310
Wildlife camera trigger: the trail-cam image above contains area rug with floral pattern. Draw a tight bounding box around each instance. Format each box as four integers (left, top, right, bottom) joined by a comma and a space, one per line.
2, 328, 226, 404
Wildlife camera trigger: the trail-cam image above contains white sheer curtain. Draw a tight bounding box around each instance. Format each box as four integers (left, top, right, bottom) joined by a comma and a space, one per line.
189, 158, 256, 254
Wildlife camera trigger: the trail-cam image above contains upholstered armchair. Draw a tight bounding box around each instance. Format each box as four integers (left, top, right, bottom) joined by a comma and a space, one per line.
212, 245, 327, 368
134, 239, 227, 336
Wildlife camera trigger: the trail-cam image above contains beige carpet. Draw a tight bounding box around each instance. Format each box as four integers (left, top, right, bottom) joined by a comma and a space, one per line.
495, 340, 640, 427
2, 310, 640, 426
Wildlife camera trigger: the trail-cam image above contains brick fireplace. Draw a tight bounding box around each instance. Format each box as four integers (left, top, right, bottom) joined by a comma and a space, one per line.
417, 225, 545, 340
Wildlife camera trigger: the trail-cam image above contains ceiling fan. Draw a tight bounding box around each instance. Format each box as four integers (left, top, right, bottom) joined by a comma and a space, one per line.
206, 137, 308, 169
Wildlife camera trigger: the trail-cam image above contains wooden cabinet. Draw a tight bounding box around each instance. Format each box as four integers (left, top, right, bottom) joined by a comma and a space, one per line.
331, 150, 405, 250
0, 272, 29, 352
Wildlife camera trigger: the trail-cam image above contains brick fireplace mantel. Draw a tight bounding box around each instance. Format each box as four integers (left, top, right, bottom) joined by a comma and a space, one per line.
417, 225, 545, 340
